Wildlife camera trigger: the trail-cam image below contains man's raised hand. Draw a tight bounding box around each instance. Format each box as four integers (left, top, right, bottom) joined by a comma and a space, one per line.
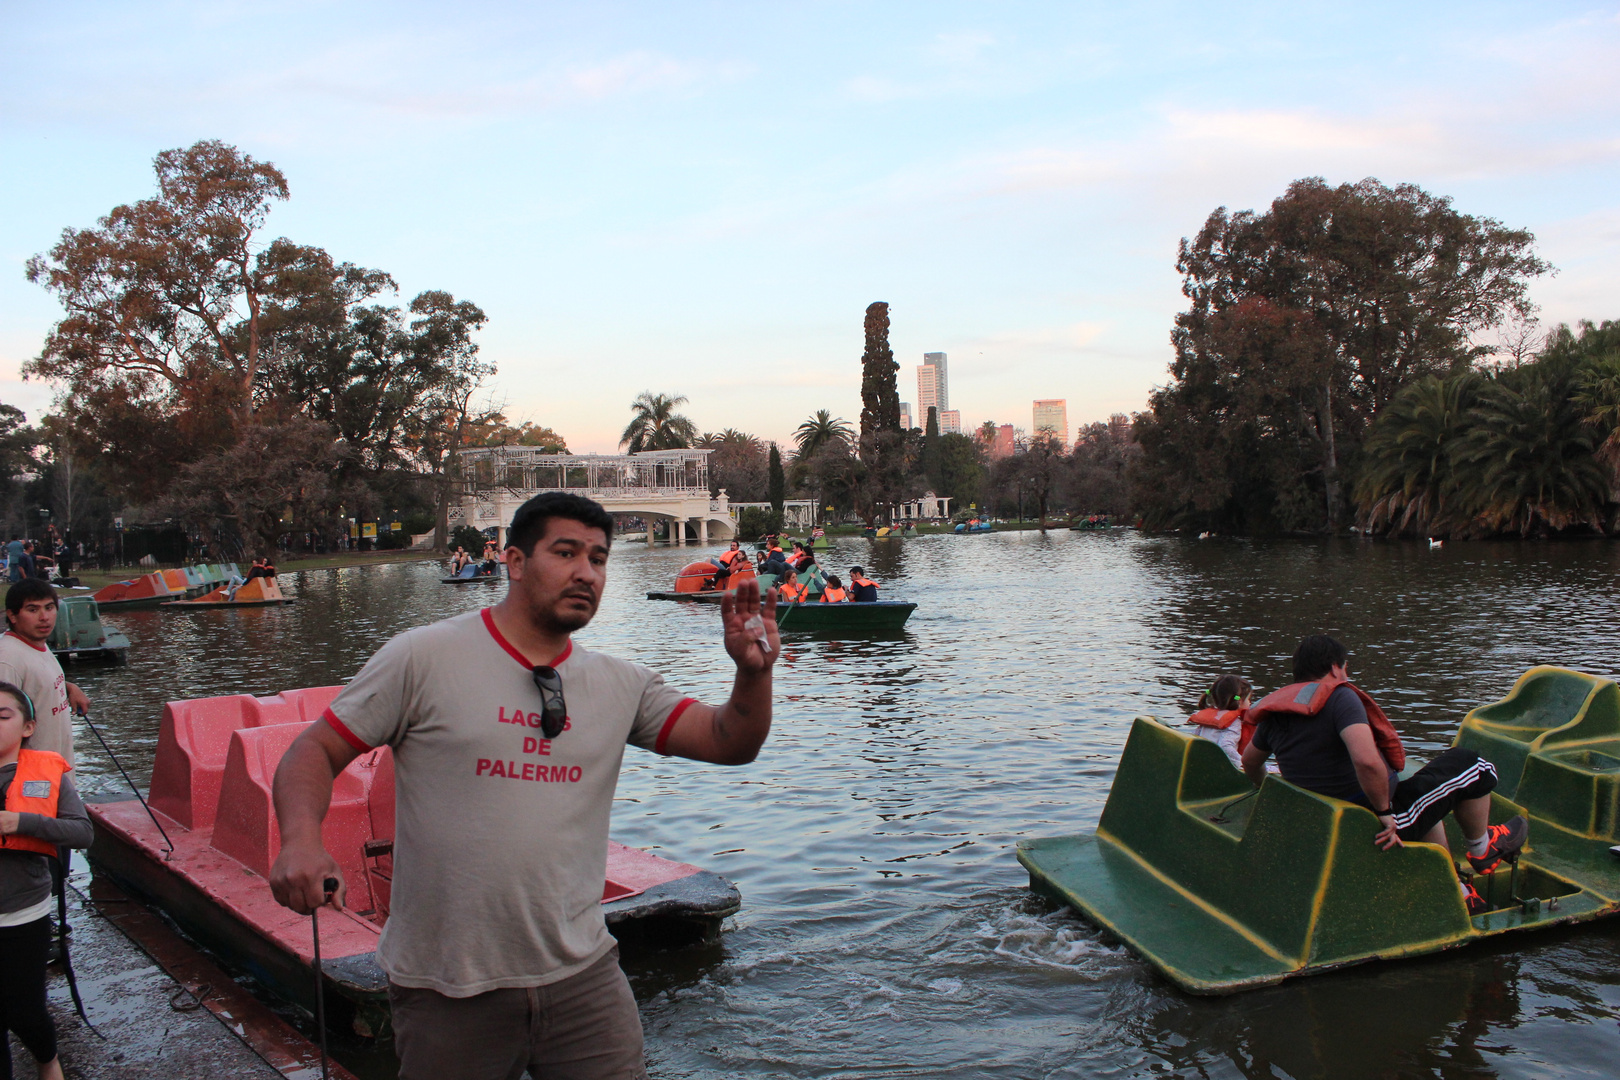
720, 578, 780, 672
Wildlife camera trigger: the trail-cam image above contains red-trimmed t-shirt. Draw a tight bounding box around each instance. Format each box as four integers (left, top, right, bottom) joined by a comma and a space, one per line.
325, 607, 695, 997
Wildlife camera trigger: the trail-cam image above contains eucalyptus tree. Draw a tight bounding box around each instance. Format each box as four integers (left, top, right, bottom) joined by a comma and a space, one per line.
1136, 176, 1549, 533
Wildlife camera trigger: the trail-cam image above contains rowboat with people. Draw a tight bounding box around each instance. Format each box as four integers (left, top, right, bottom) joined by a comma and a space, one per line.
774, 600, 916, 631
85, 686, 745, 1037
1017, 666, 1620, 994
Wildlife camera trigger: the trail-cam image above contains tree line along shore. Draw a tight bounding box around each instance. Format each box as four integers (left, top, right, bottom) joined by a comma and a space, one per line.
2, 141, 1614, 553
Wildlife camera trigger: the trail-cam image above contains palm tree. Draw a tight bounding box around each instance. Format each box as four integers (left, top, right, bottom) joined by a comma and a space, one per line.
1454, 360, 1610, 536
793, 410, 854, 459
1356, 372, 1482, 536
621, 392, 698, 453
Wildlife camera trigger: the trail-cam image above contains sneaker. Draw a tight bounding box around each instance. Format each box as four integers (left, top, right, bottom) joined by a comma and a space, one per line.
1467, 815, 1528, 875
1462, 881, 1489, 916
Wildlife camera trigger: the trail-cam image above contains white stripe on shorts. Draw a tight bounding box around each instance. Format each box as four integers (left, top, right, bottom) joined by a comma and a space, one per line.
1391, 757, 1497, 830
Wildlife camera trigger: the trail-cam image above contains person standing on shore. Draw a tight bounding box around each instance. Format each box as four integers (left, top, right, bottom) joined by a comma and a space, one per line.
0, 680, 91, 1080
0, 581, 90, 765
269, 493, 781, 1080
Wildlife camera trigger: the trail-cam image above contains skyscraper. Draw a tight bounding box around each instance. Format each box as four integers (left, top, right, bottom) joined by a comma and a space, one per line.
1033, 399, 1068, 447
918, 352, 949, 416
939, 409, 961, 434
900, 402, 914, 430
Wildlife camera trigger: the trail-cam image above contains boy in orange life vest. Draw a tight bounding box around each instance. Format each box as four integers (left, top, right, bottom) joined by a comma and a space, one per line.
820, 575, 849, 602
0, 679, 92, 1080
848, 567, 878, 602
1240, 635, 1526, 915
1185, 674, 1252, 770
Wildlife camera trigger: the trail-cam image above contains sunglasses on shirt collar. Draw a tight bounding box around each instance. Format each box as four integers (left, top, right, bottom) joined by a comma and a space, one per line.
532, 665, 568, 739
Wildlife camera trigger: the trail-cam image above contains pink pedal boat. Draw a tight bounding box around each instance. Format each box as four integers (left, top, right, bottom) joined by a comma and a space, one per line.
86, 687, 742, 1035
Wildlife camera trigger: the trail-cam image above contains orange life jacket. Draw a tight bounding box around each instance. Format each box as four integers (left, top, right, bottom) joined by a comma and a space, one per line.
779, 582, 807, 602
1247, 675, 1406, 771
718, 549, 745, 568
1, 748, 70, 858
1187, 708, 1257, 752
850, 574, 877, 591
821, 586, 848, 603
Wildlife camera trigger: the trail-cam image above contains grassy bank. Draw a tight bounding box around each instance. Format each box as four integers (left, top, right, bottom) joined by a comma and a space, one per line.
66, 549, 444, 591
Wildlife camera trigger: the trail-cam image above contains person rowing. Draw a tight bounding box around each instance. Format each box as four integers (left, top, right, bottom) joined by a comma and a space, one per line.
819, 575, 849, 603
269, 493, 782, 1078
848, 567, 878, 602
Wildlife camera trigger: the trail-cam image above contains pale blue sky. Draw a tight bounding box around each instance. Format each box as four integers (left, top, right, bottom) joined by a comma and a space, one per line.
3, 2, 1617, 452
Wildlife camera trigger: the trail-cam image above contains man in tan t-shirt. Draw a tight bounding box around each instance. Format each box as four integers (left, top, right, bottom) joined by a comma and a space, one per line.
0, 579, 90, 765
270, 493, 780, 1080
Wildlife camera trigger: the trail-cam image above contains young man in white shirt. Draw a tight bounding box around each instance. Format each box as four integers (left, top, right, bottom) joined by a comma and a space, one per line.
0, 580, 90, 764
270, 493, 780, 1080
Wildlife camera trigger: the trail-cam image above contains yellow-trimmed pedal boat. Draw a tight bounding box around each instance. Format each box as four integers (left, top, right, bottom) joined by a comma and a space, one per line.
1018, 666, 1620, 994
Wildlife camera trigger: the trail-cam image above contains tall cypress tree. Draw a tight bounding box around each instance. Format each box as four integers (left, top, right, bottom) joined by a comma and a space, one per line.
923, 406, 941, 492
768, 442, 785, 530
858, 301, 902, 522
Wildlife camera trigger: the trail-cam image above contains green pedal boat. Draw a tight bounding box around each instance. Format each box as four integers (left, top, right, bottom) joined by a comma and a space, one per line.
1018, 666, 1620, 994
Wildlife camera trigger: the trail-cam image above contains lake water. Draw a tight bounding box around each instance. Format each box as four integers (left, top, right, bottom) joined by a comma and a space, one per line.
66, 532, 1620, 1078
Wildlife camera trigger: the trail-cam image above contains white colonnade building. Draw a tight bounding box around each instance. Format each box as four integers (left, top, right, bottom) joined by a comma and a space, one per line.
451, 447, 738, 545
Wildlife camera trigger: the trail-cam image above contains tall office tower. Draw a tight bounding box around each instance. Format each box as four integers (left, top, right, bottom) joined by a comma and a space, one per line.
917, 352, 949, 417
900, 403, 914, 430
939, 409, 961, 435
1033, 399, 1068, 447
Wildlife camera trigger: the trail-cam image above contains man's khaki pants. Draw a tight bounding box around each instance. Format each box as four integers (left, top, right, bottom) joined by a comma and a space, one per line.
388, 947, 647, 1080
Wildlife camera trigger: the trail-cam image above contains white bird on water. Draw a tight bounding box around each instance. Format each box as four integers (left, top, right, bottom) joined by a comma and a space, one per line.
1429, 538, 1444, 549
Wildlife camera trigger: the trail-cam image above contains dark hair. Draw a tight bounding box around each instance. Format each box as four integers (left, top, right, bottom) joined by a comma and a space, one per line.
1293, 635, 1348, 682
506, 493, 615, 557
6, 578, 57, 614
850, 566, 864, 576
1200, 674, 1253, 711
0, 680, 34, 725
825, 574, 843, 588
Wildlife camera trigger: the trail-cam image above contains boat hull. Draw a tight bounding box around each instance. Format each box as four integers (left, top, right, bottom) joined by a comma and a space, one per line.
442, 575, 501, 584
775, 600, 915, 631
89, 797, 742, 1034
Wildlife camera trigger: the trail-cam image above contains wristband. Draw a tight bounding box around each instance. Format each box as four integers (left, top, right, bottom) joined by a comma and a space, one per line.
1373, 807, 1393, 817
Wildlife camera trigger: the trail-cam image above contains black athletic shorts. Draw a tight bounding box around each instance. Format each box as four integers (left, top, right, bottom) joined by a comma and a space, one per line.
1382, 748, 1498, 841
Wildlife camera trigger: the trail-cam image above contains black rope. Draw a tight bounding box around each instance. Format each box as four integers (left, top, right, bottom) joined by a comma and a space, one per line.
51, 850, 104, 1038
79, 709, 174, 857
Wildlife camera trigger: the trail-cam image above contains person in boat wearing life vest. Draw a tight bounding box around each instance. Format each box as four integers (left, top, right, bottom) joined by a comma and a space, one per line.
790, 541, 813, 572
777, 568, 809, 603
848, 567, 878, 602
1185, 674, 1253, 771
717, 541, 748, 572
1240, 635, 1527, 916
820, 574, 849, 602
0, 680, 92, 1080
